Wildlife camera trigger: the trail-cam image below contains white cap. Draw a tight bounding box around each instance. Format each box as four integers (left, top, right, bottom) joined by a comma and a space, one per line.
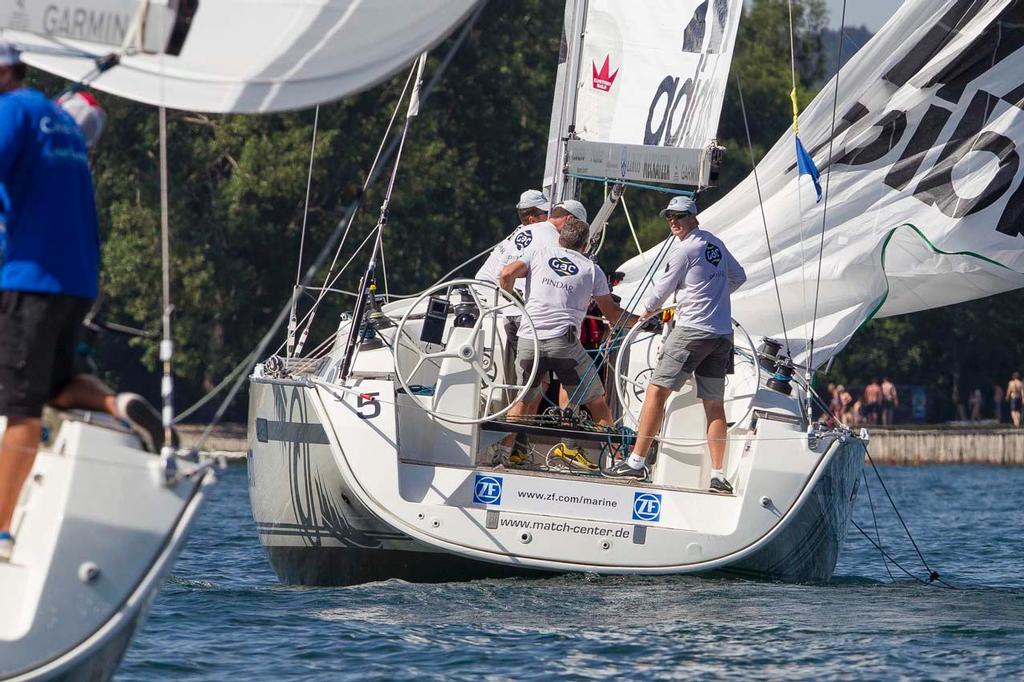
516, 189, 550, 211
552, 199, 587, 222
57, 91, 106, 148
659, 195, 697, 217
0, 41, 21, 67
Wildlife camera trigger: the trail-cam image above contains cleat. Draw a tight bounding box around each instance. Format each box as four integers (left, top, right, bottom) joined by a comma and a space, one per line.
603, 460, 648, 480
552, 443, 597, 471
0, 531, 12, 562
709, 477, 734, 494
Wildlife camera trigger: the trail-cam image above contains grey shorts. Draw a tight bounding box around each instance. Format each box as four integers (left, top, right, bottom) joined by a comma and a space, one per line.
649, 327, 733, 400
518, 330, 604, 406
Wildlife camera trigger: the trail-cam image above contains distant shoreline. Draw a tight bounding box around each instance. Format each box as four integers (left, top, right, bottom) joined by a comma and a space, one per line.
180, 423, 1024, 466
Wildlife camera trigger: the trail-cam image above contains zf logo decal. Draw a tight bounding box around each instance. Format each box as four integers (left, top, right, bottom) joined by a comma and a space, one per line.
548, 257, 580, 278
632, 492, 662, 522
704, 243, 722, 266
514, 231, 533, 250
473, 474, 503, 505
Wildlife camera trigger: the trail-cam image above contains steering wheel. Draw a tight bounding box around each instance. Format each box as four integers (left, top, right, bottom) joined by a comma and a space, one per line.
612, 315, 762, 436
394, 278, 539, 425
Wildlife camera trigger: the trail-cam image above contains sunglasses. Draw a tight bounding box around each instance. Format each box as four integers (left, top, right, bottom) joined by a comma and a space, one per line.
665, 212, 692, 221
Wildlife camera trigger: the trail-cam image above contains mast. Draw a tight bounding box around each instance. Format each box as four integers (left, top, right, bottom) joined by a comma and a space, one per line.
544, 0, 588, 206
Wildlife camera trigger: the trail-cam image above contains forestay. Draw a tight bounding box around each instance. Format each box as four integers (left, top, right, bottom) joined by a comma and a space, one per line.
0, 0, 479, 113
545, 0, 743, 189
616, 0, 1024, 368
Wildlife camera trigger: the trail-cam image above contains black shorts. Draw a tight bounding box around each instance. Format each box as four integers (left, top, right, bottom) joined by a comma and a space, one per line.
0, 291, 92, 418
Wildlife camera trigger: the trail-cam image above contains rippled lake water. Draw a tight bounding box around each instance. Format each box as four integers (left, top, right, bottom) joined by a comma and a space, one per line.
120, 465, 1024, 680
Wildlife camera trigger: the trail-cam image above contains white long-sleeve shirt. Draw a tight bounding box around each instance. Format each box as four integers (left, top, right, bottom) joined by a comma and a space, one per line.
642, 228, 746, 335
475, 221, 560, 318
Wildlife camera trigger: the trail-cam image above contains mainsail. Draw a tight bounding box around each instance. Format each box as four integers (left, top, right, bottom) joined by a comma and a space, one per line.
544, 0, 743, 192
617, 0, 1024, 368
0, 0, 480, 113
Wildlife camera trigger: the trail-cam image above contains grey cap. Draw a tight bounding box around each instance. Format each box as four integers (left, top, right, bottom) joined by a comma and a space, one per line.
659, 195, 698, 217
0, 41, 21, 67
516, 189, 550, 211
552, 199, 587, 222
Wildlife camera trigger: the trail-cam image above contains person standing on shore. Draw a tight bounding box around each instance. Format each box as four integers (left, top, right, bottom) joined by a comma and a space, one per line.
881, 377, 898, 426
968, 388, 983, 422
863, 379, 882, 425
0, 43, 165, 561
993, 383, 1005, 423
1008, 372, 1023, 428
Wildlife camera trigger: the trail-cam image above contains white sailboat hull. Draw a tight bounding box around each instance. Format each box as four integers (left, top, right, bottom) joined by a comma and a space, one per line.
0, 418, 213, 682
247, 375, 864, 586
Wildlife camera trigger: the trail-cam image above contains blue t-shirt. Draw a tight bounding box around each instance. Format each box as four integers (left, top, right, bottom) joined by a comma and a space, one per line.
0, 87, 99, 299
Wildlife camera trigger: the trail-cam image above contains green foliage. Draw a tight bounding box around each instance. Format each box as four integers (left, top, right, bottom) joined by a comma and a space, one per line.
22, 0, 1021, 422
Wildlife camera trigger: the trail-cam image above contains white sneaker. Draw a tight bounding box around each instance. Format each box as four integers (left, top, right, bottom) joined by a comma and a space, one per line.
0, 531, 13, 562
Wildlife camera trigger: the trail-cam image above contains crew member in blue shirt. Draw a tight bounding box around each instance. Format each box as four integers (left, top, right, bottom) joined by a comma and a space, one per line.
0, 43, 165, 561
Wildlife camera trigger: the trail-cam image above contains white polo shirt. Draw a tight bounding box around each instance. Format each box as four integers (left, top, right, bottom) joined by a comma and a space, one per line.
516, 245, 610, 340
642, 228, 746, 335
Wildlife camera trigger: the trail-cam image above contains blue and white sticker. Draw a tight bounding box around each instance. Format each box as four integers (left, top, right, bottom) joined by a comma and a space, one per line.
473, 474, 503, 505
632, 492, 662, 522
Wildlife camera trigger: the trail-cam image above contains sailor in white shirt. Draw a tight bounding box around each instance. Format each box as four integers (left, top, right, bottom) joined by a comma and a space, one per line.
494, 218, 637, 470
605, 196, 747, 493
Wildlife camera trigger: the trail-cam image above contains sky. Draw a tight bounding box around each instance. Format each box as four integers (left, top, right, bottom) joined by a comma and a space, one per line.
825, 0, 903, 32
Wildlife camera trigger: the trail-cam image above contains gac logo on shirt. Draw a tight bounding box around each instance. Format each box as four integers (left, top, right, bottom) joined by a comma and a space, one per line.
514, 231, 533, 250
704, 243, 722, 266
547, 257, 579, 278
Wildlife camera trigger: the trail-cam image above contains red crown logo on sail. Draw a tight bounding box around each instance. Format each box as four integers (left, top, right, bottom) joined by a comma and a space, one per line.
592, 55, 619, 92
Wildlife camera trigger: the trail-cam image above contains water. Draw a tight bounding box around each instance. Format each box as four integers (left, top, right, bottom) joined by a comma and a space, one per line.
121, 465, 1024, 679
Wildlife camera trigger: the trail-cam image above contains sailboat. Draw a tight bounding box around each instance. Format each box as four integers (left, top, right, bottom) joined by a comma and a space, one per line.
247, 0, 1024, 587
0, 1, 480, 679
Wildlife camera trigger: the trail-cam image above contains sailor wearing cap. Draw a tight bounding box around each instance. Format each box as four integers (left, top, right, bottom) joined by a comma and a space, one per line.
476, 193, 587, 348
604, 195, 746, 493
494, 217, 637, 470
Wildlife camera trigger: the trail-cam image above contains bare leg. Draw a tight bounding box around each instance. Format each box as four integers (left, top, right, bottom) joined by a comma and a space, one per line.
500, 391, 544, 448
704, 399, 727, 471
0, 418, 42, 531
631, 383, 672, 459
583, 395, 615, 428
49, 374, 117, 417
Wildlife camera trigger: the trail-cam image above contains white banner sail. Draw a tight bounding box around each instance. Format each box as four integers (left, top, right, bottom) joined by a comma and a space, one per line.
617, 0, 1024, 368
544, 0, 743, 190
0, 0, 480, 113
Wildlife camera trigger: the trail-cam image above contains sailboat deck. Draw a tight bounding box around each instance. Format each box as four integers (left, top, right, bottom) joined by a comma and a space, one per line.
398, 456, 733, 497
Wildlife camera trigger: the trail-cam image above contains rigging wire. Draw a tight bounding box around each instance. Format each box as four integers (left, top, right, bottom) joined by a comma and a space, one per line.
619, 194, 646, 261
290, 66, 415, 357
294, 5, 485, 354
806, 0, 847, 373
288, 104, 321, 358
734, 74, 791, 354
862, 469, 897, 583
187, 3, 487, 452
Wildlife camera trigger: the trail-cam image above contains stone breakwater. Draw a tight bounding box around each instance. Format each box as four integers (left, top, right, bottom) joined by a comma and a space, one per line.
865, 428, 1024, 465
181, 424, 1024, 465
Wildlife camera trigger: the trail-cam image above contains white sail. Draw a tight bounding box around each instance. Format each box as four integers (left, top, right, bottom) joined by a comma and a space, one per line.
617, 0, 1024, 368
0, 0, 480, 113
544, 0, 743, 190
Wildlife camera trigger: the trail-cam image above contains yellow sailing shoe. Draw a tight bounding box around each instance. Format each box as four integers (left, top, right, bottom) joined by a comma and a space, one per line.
508, 444, 531, 466
551, 443, 598, 471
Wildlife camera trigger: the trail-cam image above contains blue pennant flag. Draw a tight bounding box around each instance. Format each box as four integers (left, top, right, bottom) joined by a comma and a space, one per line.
795, 135, 822, 202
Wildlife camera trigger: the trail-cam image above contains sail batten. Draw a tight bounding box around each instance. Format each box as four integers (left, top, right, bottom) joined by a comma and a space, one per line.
2, 0, 481, 113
